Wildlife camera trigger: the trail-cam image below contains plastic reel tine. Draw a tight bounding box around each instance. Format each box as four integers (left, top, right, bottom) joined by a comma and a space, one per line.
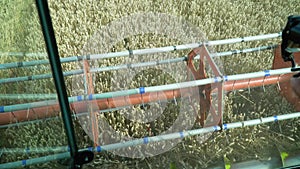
231, 80, 236, 92
230, 81, 236, 96
247, 79, 251, 94
262, 76, 266, 92
26, 107, 30, 120
277, 120, 283, 134
173, 96, 177, 106
225, 132, 230, 145
72, 109, 77, 120
173, 90, 177, 106
276, 75, 282, 91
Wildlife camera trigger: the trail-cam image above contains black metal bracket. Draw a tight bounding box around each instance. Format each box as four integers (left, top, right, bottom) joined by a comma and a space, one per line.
281, 15, 300, 63
35, 0, 94, 168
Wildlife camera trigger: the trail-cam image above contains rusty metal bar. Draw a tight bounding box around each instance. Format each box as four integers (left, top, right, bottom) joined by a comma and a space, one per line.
83, 59, 99, 147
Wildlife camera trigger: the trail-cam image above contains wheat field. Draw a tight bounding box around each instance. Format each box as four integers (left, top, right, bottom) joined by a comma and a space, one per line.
0, 0, 300, 168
